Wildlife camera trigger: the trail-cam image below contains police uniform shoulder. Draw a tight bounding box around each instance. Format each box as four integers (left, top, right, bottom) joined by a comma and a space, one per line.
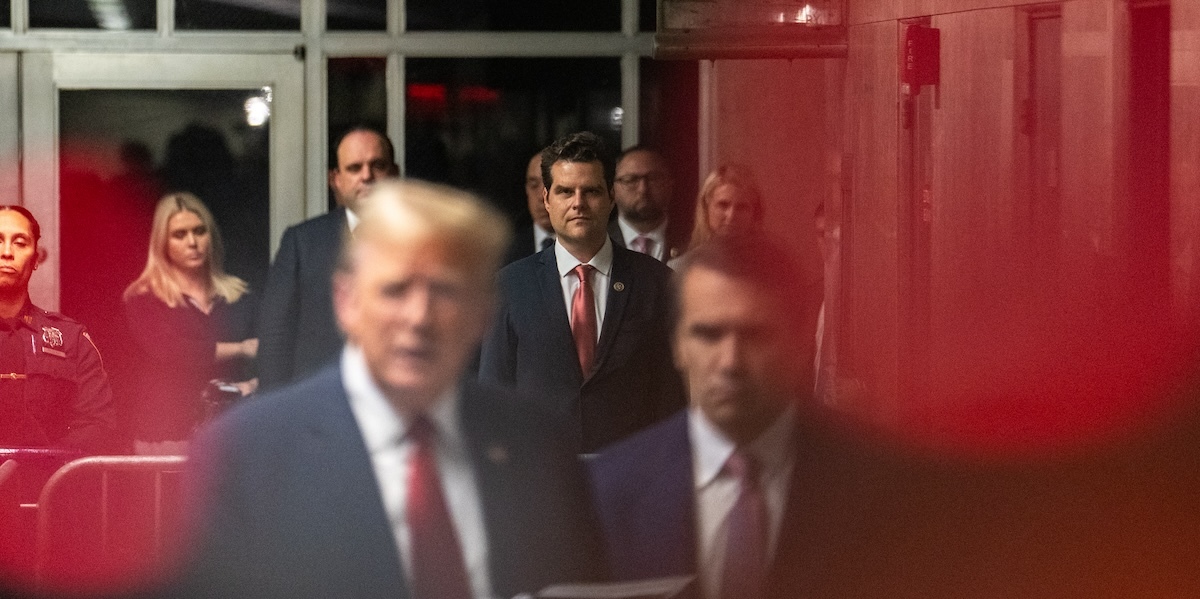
33, 307, 78, 323
28, 306, 86, 332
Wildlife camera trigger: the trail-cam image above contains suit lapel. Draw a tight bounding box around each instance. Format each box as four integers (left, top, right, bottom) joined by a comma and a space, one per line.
300, 372, 410, 597
457, 382, 524, 595
591, 247, 632, 380
654, 415, 700, 577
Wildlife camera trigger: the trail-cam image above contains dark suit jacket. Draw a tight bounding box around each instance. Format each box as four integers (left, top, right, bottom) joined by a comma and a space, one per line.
172, 365, 605, 599
588, 410, 887, 599
478, 245, 684, 453
504, 222, 552, 266
607, 217, 688, 263
255, 209, 346, 390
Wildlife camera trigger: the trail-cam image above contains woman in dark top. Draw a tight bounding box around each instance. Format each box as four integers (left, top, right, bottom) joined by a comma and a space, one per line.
123, 192, 257, 454
669, 164, 766, 269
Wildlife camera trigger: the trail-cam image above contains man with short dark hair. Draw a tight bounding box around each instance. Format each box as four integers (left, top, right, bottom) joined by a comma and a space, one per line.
176, 180, 604, 599
588, 235, 870, 599
0, 205, 115, 452
480, 132, 684, 452
609, 146, 686, 262
256, 126, 399, 390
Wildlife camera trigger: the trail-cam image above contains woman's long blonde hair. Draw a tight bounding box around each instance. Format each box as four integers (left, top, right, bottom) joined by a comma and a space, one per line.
687, 163, 765, 251
123, 192, 247, 307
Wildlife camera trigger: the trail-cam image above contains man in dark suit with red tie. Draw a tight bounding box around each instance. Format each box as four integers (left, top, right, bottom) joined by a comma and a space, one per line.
172, 180, 604, 599
479, 132, 684, 453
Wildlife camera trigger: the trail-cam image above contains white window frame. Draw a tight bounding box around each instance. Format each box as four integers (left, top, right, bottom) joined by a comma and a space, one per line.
2, 0, 652, 218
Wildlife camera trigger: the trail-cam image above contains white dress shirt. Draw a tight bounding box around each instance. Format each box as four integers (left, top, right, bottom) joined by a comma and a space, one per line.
342, 345, 493, 599
690, 404, 798, 599
533, 224, 555, 252
615, 215, 668, 261
345, 207, 360, 233
554, 237, 613, 342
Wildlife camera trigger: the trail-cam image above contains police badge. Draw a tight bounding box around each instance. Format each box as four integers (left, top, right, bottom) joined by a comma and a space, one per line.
42, 326, 63, 348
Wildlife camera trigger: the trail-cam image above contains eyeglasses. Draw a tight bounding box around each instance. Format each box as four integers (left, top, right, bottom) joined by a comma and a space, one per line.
614, 172, 668, 188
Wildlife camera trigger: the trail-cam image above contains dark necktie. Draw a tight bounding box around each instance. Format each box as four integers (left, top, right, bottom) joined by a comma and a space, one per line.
720, 450, 767, 599
540, 235, 555, 251
570, 264, 597, 375
406, 416, 472, 599
631, 235, 654, 257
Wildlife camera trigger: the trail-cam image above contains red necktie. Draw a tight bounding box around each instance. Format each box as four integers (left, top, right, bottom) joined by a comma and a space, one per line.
406, 416, 472, 599
571, 264, 597, 375
720, 450, 767, 599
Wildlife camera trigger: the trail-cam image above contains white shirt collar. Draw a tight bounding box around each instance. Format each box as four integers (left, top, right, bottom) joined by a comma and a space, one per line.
345, 207, 361, 233
555, 235, 614, 279
534, 224, 555, 250
690, 402, 798, 491
341, 344, 462, 455
616, 214, 668, 247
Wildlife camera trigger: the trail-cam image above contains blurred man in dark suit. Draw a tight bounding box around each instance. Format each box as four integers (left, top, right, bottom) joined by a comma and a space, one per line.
588, 235, 873, 599
175, 180, 604, 599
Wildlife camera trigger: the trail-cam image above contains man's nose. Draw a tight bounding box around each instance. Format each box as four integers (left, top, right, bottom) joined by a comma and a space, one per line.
403, 285, 435, 326
715, 336, 746, 372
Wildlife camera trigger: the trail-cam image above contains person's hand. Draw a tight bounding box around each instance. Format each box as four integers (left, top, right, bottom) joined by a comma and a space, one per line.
233, 378, 258, 397
241, 338, 259, 359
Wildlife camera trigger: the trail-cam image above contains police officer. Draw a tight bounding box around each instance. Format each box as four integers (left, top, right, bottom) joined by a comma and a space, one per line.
0, 205, 115, 452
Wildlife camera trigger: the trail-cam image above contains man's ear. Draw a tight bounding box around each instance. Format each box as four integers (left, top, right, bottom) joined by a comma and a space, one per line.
328, 168, 339, 189
35, 247, 48, 267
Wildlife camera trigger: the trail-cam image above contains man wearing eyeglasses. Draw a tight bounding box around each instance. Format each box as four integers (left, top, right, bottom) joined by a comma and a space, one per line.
608, 146, 687, 263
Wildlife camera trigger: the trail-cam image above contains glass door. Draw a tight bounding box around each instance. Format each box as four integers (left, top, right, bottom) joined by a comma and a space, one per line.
20, 52, 304, 314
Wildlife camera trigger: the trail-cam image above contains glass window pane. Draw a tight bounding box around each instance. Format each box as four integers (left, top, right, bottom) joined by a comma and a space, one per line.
405, 58, 621, 225
176, 0, 300, 30
328, 57, 387, 210
407, 0, 619, 31
59, 90, 271, 351
640, 0, 656, 32
638, 58, 699, 235
0, 0, 10, 29
328, 0, 386, 31
31, 0, 155, 29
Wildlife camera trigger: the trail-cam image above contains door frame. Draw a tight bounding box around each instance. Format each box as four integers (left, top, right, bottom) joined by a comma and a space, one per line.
20, 51, 304, 309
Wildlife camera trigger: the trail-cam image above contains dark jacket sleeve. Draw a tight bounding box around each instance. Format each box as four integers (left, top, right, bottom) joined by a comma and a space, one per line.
477, 274, 517, 387
60, 324, 117, 452
255, 226, 302, 390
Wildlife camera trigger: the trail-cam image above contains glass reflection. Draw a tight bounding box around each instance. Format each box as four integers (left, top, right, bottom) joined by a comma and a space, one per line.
31, 0, 155, 29
176, 0, 299, 30
328, 0, 386, 31
58, 90, 270, 378
407, 0, 618, 31
405, 57, 621, 225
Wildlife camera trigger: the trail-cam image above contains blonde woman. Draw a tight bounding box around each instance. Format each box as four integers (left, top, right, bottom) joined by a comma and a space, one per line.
670, 164, 765, 269
688, 164, 765, 247
123, 192, 257, 454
